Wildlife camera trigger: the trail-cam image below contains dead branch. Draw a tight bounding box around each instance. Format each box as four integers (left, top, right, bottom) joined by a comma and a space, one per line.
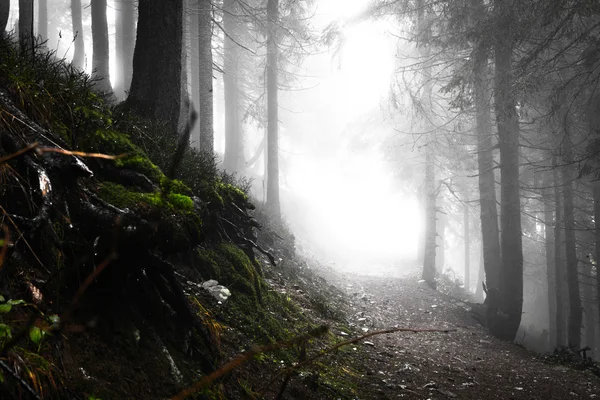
264, 326, 456, 397
0, 141, 126, 165
170, 325, 329, 400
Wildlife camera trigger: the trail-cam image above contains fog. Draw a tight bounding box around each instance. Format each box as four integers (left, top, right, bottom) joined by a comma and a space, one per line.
13, 0, 600, 354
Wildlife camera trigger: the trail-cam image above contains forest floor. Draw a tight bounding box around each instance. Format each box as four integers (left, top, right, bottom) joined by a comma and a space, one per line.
267, 267, 600, 399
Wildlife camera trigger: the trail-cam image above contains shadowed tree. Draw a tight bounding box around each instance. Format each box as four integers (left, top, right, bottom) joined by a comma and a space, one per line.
266, 0, 281, 219
543, 179, 557, 350
71, 0, 84, 69
19, 0, 34, 54
197, 0, 214, 153
492, 0, 523, 341
91, 0, 113, 94
222, 0, 244, 172
470, 0, 501, 302
38, 0, 47, 44
127, 0, 183, 133
115, 0, 136, 99
0, 0, 8, 33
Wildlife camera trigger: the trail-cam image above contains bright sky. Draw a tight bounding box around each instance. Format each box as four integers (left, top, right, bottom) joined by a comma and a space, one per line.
282, 0, 423, 268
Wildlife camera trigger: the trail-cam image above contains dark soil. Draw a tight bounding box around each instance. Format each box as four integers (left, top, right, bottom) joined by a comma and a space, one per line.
320, 271, 600, 400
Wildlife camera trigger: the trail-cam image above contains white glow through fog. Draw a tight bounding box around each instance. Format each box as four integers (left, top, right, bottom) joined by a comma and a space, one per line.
279, 0, 420, 271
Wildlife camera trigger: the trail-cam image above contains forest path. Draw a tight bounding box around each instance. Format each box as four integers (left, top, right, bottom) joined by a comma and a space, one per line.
332, 272, 600, 399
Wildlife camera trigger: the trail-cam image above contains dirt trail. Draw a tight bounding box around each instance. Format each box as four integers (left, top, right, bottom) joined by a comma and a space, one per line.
333, 272, 600, 399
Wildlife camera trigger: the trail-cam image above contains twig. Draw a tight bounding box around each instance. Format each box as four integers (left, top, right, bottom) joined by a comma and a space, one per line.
0, 141, 126, 165
170, 325, 329, 400
0, 224, 10, 271
0, 142, 39, 164
263, 326, 456, 396
37, 147, 126, 160
0, 359, 42, 400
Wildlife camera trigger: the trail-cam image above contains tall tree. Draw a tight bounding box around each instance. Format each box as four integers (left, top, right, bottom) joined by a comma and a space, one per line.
464, 204, 471, 292
553, 160, 567, 347
266, 0, 281, 219
127, 0, 183, 133
222, 0, 244, 172
493, 0, 523, 341
197, 0, 214, 152
119, 0, 136, 96
71, 0, 85, 69
543, 182, 557, 350
472, 0, 501, 301
189, 2, 201, 144
561, 129, 582, 348
91, 0, 113, 94
37, 0, 47, 44
19, 0, 34, 54
0, 0, 8, 33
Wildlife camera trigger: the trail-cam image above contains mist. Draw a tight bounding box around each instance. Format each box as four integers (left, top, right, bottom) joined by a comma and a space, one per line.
12, 0, 600, 357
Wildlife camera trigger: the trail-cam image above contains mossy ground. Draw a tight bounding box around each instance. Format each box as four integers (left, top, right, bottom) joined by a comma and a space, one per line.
0, 35, 365, 400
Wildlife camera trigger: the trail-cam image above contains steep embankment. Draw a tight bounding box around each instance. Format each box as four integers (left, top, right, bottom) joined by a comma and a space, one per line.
0, 39, 353, 400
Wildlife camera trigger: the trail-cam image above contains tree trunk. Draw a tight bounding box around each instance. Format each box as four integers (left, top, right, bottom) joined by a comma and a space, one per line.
127, 0, 183, 133
543, 183, 557, 350
417, 0, 436, 288
71, 0, 85, 70
19, 0, 34, 54
121, 0, 135, 96
198, 0, 213, 153
464, 204, 471, 292
422, 144, 436, 287
0, 0, 9, 33
37, 0, 47, 44
582, 261, 595, 351
562, 137, 582, 349
554, 161, 567, 347
189, 2, 200, 146
179, 0, 189, 132
493, 0, 523, 341
266, 0, 281, 219
91, 0, 113, 94
475, 248, 485, 302
594, 183, 600, 350
222, 0, 243, 172
472, 26, 501, 299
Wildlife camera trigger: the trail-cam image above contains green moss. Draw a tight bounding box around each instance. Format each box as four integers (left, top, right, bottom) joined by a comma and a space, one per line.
160, 177, 192, 196
167, 193, 194, 211
97, 182, 195, 213
215, 181, 248, 205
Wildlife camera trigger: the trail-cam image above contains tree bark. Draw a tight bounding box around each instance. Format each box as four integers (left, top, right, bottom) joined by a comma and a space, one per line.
71, 0, 85, 70
554, 160, 567, 347
471, 7, 501, 300
127, 0, 183, 134
543, 182, 557, 350
562, 135, 582, 349
464, 204, 471, 292
0, 0, 8, 33
91, 0, 113, 94
416, 0, 436, 288
493, 0, 523, 341
37, 0, 47, 44
189, 1, 200, 145
121, 0, 136, 96
222, 0, 243, 172
594, 182, 600, 349
266, 0, 281, 219
19, 0, 34, 54
198, 0, 214, 153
